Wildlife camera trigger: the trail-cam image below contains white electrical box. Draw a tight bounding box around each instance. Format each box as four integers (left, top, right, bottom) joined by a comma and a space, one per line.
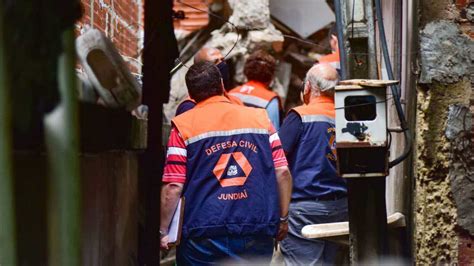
335, 79, 398, 178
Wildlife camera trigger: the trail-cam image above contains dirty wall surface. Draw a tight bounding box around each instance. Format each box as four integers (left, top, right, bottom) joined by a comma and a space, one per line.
415, 0, 474, 264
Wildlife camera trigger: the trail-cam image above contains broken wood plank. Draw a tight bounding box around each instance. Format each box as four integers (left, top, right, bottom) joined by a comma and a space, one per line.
301, 212, 406, 246
339, 79, 399, 87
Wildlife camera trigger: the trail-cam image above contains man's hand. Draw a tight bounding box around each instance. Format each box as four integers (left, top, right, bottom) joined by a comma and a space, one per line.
276, 221, 289, 241
160, 234, 170, 250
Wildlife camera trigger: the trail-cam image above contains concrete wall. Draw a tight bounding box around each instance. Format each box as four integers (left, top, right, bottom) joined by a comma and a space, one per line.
415, 0, 474, 264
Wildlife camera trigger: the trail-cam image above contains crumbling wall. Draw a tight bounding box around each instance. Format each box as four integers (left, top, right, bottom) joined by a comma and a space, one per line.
415, 80, 471, 264
209, 0, 283, 83
163, 0, 285, 125
416, 1, 474, 263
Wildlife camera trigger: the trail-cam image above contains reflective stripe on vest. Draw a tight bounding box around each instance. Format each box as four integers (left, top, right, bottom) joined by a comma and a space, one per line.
318, 50, 340, 69
172, 95, 280, 239
229, 80, 280, 109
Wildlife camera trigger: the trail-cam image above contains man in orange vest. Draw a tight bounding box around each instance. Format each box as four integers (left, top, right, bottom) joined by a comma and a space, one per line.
318, 26, 340, 71
229, 50, 282, 130
279, 64, 348, 265
160, 61, 293, 264
175, 47, 242, 116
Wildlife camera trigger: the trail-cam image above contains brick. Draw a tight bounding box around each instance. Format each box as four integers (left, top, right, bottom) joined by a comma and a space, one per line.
77, 0, 143, 72
459, 231, 474, 265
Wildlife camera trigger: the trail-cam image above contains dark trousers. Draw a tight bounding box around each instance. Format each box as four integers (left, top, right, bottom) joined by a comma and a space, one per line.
280, 198, 348, 266
176, 235, 274, 265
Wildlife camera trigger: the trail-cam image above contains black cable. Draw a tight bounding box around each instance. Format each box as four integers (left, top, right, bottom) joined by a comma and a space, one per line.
375, 0, 412, 168
283, 34, 420, 58
334, 96, 393, 110
334, 0, 348, 79
282, 34, 327, 49
169, 1, 240, 75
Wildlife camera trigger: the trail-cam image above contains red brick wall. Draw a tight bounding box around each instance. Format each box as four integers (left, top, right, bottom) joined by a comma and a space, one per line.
76, 0, 143, 73
459, 231, 474, 266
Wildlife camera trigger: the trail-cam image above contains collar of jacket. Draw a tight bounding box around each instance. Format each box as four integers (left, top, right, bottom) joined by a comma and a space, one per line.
308, 95, 334, 105
246, 80, 268, 90
196, 95, 231, 107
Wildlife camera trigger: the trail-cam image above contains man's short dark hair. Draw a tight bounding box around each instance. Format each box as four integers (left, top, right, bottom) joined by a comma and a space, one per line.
185, 61, 223, 102
243, 50, 276, 84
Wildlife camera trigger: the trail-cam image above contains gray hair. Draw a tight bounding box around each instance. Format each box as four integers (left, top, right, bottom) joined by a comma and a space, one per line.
305, 72, 338, 94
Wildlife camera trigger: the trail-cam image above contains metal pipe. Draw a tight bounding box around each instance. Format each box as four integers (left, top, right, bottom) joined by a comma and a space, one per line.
0, 4, 17, 265
374, 0, 412, 168
334, 0, 348, 79
44, 28, 81, 266
365, 0, 377, 79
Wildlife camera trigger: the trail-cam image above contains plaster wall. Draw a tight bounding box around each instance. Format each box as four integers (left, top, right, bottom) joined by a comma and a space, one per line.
415, 1, 474, 263
415, 80, 471, 264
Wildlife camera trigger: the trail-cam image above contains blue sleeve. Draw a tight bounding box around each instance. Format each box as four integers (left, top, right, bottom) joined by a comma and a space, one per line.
266, 98, 280, 130
175, 101, 196, 116
278, 111, 303, 156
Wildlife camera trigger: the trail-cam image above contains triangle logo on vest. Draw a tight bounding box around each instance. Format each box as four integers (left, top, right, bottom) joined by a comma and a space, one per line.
213, 152, 253, 187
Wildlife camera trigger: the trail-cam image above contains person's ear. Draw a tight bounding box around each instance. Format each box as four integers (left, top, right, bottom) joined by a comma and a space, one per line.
330, 35, 338, 51
303, 81, 311, 105
220, 78, 225, 93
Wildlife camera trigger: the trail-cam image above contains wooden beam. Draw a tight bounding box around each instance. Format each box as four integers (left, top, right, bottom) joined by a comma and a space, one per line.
302, 212, 406, 246
44, 29, 81, 266
0, 3, 17, 264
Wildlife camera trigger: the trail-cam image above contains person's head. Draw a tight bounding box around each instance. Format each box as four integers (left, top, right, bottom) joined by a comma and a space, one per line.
243, 50, 276, 85
194, 47, 224, 64
185, 61, 224, 102
194, 47, 231, 90
301, 64, 338, 104
329, 25, 338, 52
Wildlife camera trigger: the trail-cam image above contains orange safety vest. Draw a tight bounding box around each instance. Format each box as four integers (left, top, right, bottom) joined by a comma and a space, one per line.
319, 50, 340, 70
180, 93, 243, 108
287, 96, 347, 200
172, 95, 280, 239
226, 93, 244, 106
229, 80, 282, 110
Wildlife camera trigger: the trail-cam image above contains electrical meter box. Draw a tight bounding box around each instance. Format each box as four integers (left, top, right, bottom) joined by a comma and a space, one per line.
335, 79, 399, 178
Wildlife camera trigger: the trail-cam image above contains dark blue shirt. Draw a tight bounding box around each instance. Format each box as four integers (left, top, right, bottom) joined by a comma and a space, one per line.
279, 101, 347, 200
279, 111, 303, 155
175, 100, 196, 116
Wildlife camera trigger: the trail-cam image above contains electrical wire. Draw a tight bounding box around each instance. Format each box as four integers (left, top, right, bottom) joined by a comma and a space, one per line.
282, 33, 432, 57
177, 0, 240, 60
334, 96, 393, 110
282, 34, 327, 49
375, 0, 412, 168
169, 0, 240, 75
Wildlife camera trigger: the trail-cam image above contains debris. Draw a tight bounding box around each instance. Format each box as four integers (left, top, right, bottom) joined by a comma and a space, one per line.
419, 21, 474, 84
76, 29, 142, 111
445, 104, 472, 140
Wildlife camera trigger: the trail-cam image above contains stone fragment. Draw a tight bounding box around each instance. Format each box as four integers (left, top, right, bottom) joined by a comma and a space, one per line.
419, 21, 474, 84
228, 0, 270, 29
445, 105, 472, 140
466, 4, 474, 22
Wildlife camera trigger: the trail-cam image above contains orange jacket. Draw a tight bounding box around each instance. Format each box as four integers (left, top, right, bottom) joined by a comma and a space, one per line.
171, 95, 281, 239
225, 92, 244, 106
229, 81, 281, 110
318, 50, 340, 69
181, 93, 243, 107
